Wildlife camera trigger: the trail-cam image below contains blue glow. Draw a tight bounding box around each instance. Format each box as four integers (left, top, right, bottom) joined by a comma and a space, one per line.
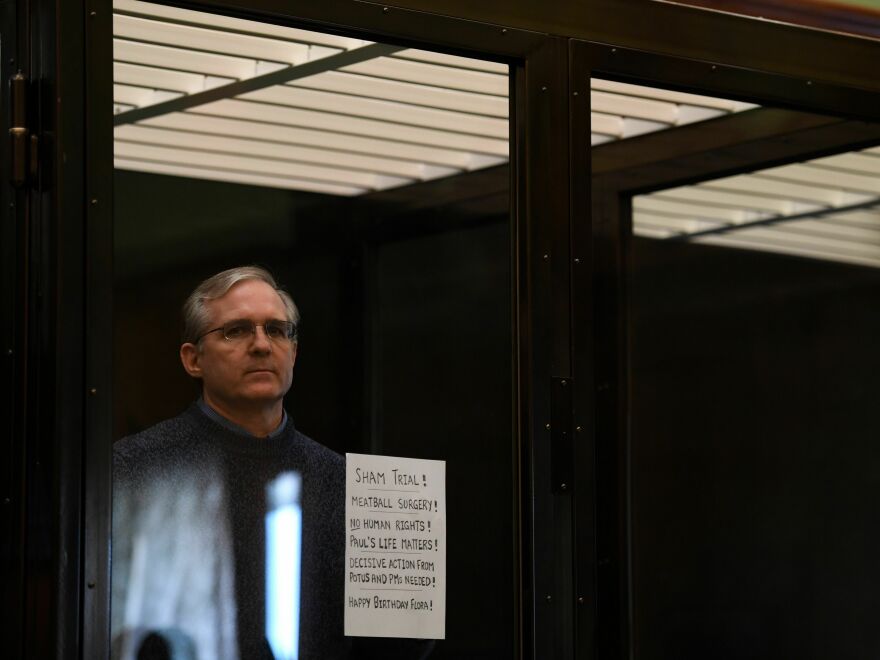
266, 472, 302, 660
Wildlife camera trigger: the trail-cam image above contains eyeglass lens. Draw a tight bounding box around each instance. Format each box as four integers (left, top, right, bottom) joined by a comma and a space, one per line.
223, 320, 294, 341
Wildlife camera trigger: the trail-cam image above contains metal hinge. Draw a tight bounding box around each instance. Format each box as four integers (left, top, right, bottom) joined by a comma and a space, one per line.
9, 71, 37, 188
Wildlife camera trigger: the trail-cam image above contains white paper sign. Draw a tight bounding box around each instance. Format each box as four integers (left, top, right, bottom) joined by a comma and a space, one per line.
344, 453, 446, 639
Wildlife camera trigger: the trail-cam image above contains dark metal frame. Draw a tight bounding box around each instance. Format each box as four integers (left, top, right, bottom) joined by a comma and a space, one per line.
569, 38, 880, 660
0, 0, 26, 655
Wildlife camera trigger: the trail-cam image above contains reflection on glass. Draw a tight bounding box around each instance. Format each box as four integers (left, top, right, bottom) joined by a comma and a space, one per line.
266, 472, 303, 660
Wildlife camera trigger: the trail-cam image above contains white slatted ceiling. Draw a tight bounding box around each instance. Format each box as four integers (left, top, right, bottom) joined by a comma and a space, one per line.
633, 149, 880, 268
113, 2, 880, 269
112, 0, 757, 196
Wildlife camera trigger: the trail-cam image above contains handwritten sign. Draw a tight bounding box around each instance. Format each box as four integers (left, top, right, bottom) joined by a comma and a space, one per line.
344, 453, 446, 639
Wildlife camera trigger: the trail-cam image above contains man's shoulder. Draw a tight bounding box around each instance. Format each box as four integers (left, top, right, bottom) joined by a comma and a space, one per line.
292, 427, 344, 471
114, 408, 202, 467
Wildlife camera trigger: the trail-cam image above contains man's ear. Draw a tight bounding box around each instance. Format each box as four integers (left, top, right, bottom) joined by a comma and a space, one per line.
180, 343, 203, 379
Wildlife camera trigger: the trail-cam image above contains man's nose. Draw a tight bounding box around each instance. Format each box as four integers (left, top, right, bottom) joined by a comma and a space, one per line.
248, 325, 273, 351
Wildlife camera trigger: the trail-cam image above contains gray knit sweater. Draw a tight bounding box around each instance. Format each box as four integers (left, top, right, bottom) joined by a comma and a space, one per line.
111, 403, 348, 660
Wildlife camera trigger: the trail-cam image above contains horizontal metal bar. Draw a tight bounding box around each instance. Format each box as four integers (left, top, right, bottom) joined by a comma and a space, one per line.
114, 42, 402, 126
668, 198, 880, 241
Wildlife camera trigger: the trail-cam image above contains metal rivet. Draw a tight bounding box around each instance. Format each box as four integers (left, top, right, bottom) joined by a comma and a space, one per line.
578, 596, 585, 604
89, 387, 97, 395
545, 423, 551, 430
611, 48, 617, 54
806, 80, 813, 86
545, 595, 552, 602
560, 379, 567, 386
560, 483, 567, 490
6, 349, 12, 356
88, 581, 95, 589
91, 198, 98, 205
541, 85, 547, 92
574, 257, 580, 264
4, 498, 10, 504
572, 91, 578, 97
576, 426, 582, 433
501, 28, 508, 34
542, 253, 549, 260
90, 10, 96, 17
711, 65, 717, 71
382, 6, 389, 13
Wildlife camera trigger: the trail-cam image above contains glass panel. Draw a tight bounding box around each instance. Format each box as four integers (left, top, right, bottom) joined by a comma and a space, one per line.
111, 2, 513, 658
592, 79, 880, 658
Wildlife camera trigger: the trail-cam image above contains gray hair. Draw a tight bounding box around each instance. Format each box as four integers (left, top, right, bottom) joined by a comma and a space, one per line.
181, 265, 300, 344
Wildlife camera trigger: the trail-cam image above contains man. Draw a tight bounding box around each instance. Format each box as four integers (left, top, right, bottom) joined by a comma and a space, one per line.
112, 266, 347, 659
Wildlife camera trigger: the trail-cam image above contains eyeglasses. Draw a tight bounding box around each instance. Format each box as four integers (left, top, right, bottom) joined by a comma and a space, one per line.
197, 319, 297, 343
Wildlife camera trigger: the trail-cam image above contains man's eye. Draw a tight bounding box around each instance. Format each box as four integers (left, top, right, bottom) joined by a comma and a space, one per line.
265, 322, 286, 338
224, 322, 251, 338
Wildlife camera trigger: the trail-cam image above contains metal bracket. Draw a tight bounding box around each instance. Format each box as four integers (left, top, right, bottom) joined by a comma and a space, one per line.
550, 376, 573, 494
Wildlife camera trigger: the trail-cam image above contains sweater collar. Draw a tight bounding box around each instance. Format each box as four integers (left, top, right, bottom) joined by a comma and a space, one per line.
196, 397, 289, 440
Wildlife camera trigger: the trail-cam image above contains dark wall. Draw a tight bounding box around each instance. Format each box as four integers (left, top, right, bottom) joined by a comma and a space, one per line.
630, 236, 880, 659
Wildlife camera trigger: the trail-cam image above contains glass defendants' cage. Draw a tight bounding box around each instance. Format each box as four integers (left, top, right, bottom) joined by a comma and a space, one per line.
2, 1, 880, 659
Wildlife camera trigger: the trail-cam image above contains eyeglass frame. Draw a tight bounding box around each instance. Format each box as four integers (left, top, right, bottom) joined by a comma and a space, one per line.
195, 319, 298, 343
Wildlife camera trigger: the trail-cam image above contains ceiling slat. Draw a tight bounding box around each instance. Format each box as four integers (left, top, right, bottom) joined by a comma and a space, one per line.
654, 187, 819, 215
635, 195, 767, 223
115, 38, 258, 79
115, 124, 458, 179
393, 49, 508, 74
591, 90, 679, 124
115, 0, 365, 49
288, 71, 508, 117
140, 112, 486, 169
340, 58, 508, 96
115, 140, 409, 190
761, 163, 880, 194
810, 152, 880, 177
114, 61, 234, 94
114, 14, 313, 65
115, 156, 366, 195
194, 99, 509, 155
699, 173, 873, 207
695, 231, 880, 268
114, 83, 183, 107
591, 78, 756, 112
239, 85, 508, 137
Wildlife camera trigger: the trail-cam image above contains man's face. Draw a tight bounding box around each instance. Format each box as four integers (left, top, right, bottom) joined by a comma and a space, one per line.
180, 279, 297, 413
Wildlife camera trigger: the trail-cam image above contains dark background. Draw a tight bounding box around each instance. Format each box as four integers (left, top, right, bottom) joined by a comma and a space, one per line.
630, 235, 880, 659
113, 167, 514, 658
